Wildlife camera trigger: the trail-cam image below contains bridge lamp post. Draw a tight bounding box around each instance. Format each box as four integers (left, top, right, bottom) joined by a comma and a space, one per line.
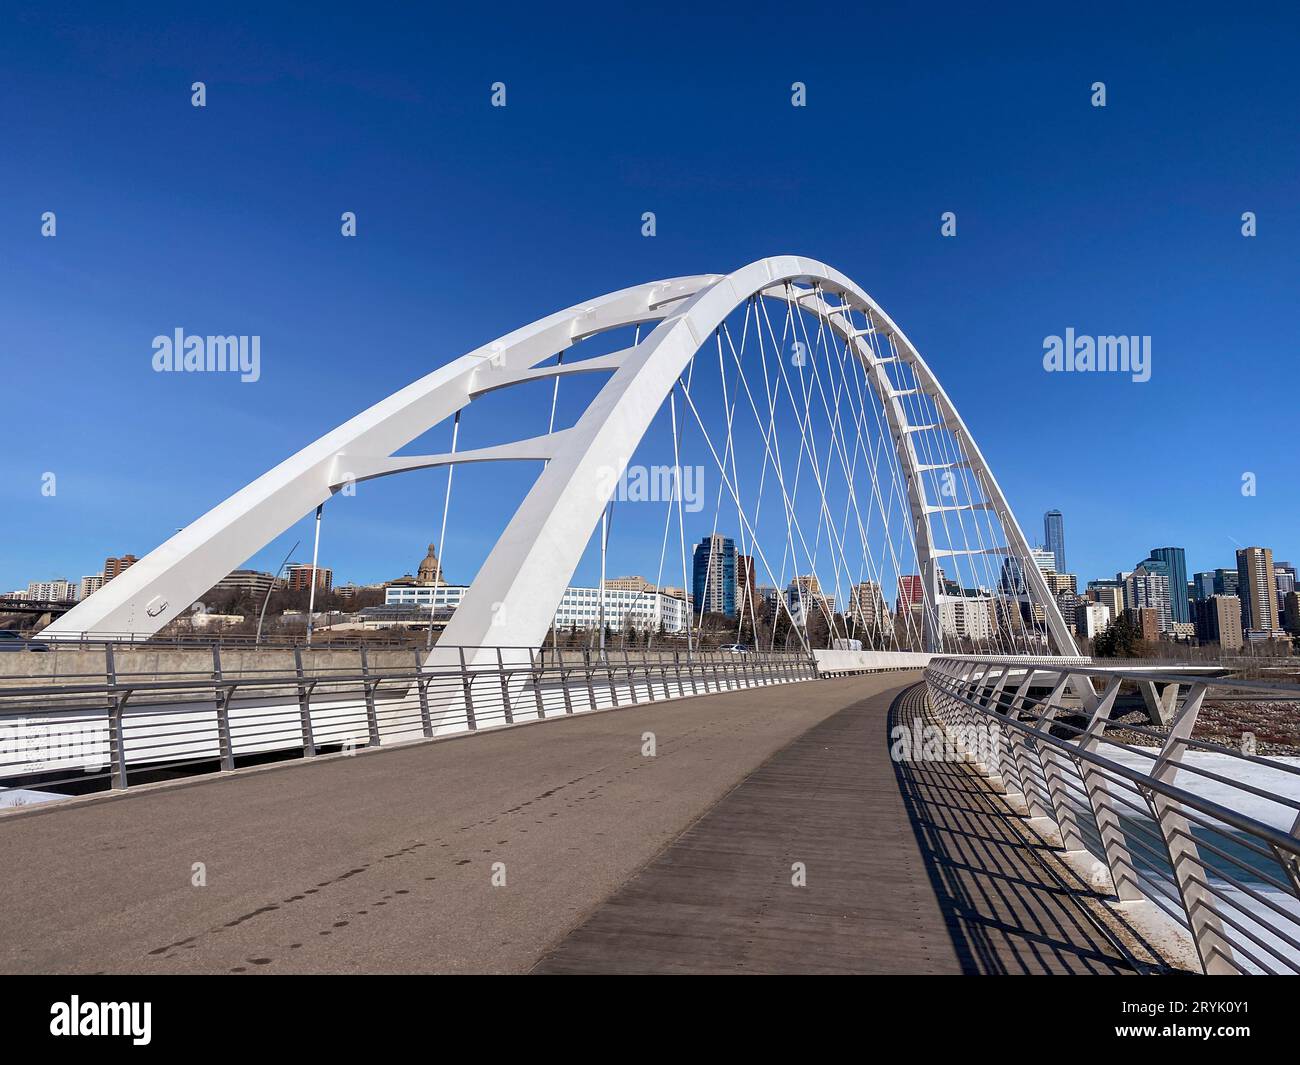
255, 540, 300, 646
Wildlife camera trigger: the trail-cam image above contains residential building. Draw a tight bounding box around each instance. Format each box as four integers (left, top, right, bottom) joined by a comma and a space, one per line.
26, 579, 77, 602
286, 563, 332, 593
1075, 600, 1111, 639
1125, 564, 1172, 633
692, 534, 736, 618
1087, 579, 1125, 626
1194, 595, 1244, 651
1236, 547, 1279, 633
938, 596, 994, 643
79, 574, 105, 600
897, 574, 925, 610
735, 554, 758, 620
849, 581, 889, 630
1126, 606, 1161, 643
103, 554, 138, 583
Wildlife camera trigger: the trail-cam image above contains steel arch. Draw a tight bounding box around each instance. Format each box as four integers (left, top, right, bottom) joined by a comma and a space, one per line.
45, 256, 1076, 658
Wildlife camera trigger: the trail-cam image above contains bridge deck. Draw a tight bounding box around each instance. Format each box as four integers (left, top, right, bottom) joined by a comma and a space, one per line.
0, 677, 1152, 974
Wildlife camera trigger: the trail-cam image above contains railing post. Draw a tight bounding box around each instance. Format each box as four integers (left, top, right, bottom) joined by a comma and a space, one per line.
496, 647, 515, 724
1148, 683, 1237, 974
674, 651, 685, 697
457, 646, 478, 730
555, 647, 573, 714
660, 654, 671, 699
295, 647, 317, 756
532, 648, 547, 719
212, 646, 235, 772
1074, 675, 1142, 901
360, 645, 382, 746
583, 650, 597, 710
623, 648, 639, 704
604, 648, 620, 708
1029, 672, 1090, 854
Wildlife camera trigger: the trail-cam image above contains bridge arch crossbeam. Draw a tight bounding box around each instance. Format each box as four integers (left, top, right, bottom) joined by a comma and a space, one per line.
43, 274, 722, 638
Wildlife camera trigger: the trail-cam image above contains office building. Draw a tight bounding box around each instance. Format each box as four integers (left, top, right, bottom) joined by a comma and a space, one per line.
1149, 547, 1189, 624
213, 569, 277, 600
1213, 568, 1240, 598
1044, 510, 1066, 573
1191, 571, 1216, 601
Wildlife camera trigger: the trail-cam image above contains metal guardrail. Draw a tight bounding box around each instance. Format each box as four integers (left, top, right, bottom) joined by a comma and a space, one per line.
9, 630, 425, 650
924, 655, 1300, 975
0, 646, 816, 806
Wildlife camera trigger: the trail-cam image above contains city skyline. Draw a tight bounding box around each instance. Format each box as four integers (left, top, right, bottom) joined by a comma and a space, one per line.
3, 9, 1298, 598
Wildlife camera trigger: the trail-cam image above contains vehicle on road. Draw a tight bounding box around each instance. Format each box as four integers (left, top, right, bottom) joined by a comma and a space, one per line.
0, 629, 48, 652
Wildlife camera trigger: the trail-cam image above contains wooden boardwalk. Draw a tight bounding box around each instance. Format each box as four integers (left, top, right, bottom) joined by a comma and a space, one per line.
534, 682, 1147, 974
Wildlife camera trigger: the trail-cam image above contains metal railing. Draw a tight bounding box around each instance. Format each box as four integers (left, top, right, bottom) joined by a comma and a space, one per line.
0, 646, 816, 807
924, 655, 1300, 975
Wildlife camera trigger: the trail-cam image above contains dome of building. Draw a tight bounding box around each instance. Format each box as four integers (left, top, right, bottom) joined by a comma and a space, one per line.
417, 543, 444, 585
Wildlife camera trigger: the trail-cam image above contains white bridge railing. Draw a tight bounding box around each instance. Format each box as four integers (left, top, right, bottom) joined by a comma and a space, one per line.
0, 646, 817, 806
925, 655, 1300, 975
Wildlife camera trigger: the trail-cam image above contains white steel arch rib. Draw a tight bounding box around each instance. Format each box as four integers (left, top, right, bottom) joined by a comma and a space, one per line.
46, 256, 1077, 658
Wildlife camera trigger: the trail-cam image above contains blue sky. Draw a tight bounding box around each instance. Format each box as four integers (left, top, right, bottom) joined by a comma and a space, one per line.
2, 2, 1298, 595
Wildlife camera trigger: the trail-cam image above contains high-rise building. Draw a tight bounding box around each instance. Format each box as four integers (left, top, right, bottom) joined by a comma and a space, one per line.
26, 579, 77, 602
897, 574, 925, 610
1126, 606, 1161, 643
1086, 579, 1125, 627
1044, 510, 1066, 573
1194, 595, 1244, 651
735, 554, 758, 620
691, 534, 736, 617
849, 581, 889, 630
1283, 591, 1300, 636
1192, 571, 1216, 601
1126, 563, 1172, 633
103, 554, 138, 583
786, 575, 831, 626
286, 564, 332, 593
79, 574, 105, 600
1075, 600, 1111, 639
1236, 547, 1279, 633
1149, 547, 1189, 624
1213, 568, 1240, 598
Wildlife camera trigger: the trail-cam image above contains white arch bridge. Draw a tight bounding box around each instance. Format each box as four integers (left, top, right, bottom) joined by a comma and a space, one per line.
7, 257, 1300, 976
45, 255, 1076, 661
